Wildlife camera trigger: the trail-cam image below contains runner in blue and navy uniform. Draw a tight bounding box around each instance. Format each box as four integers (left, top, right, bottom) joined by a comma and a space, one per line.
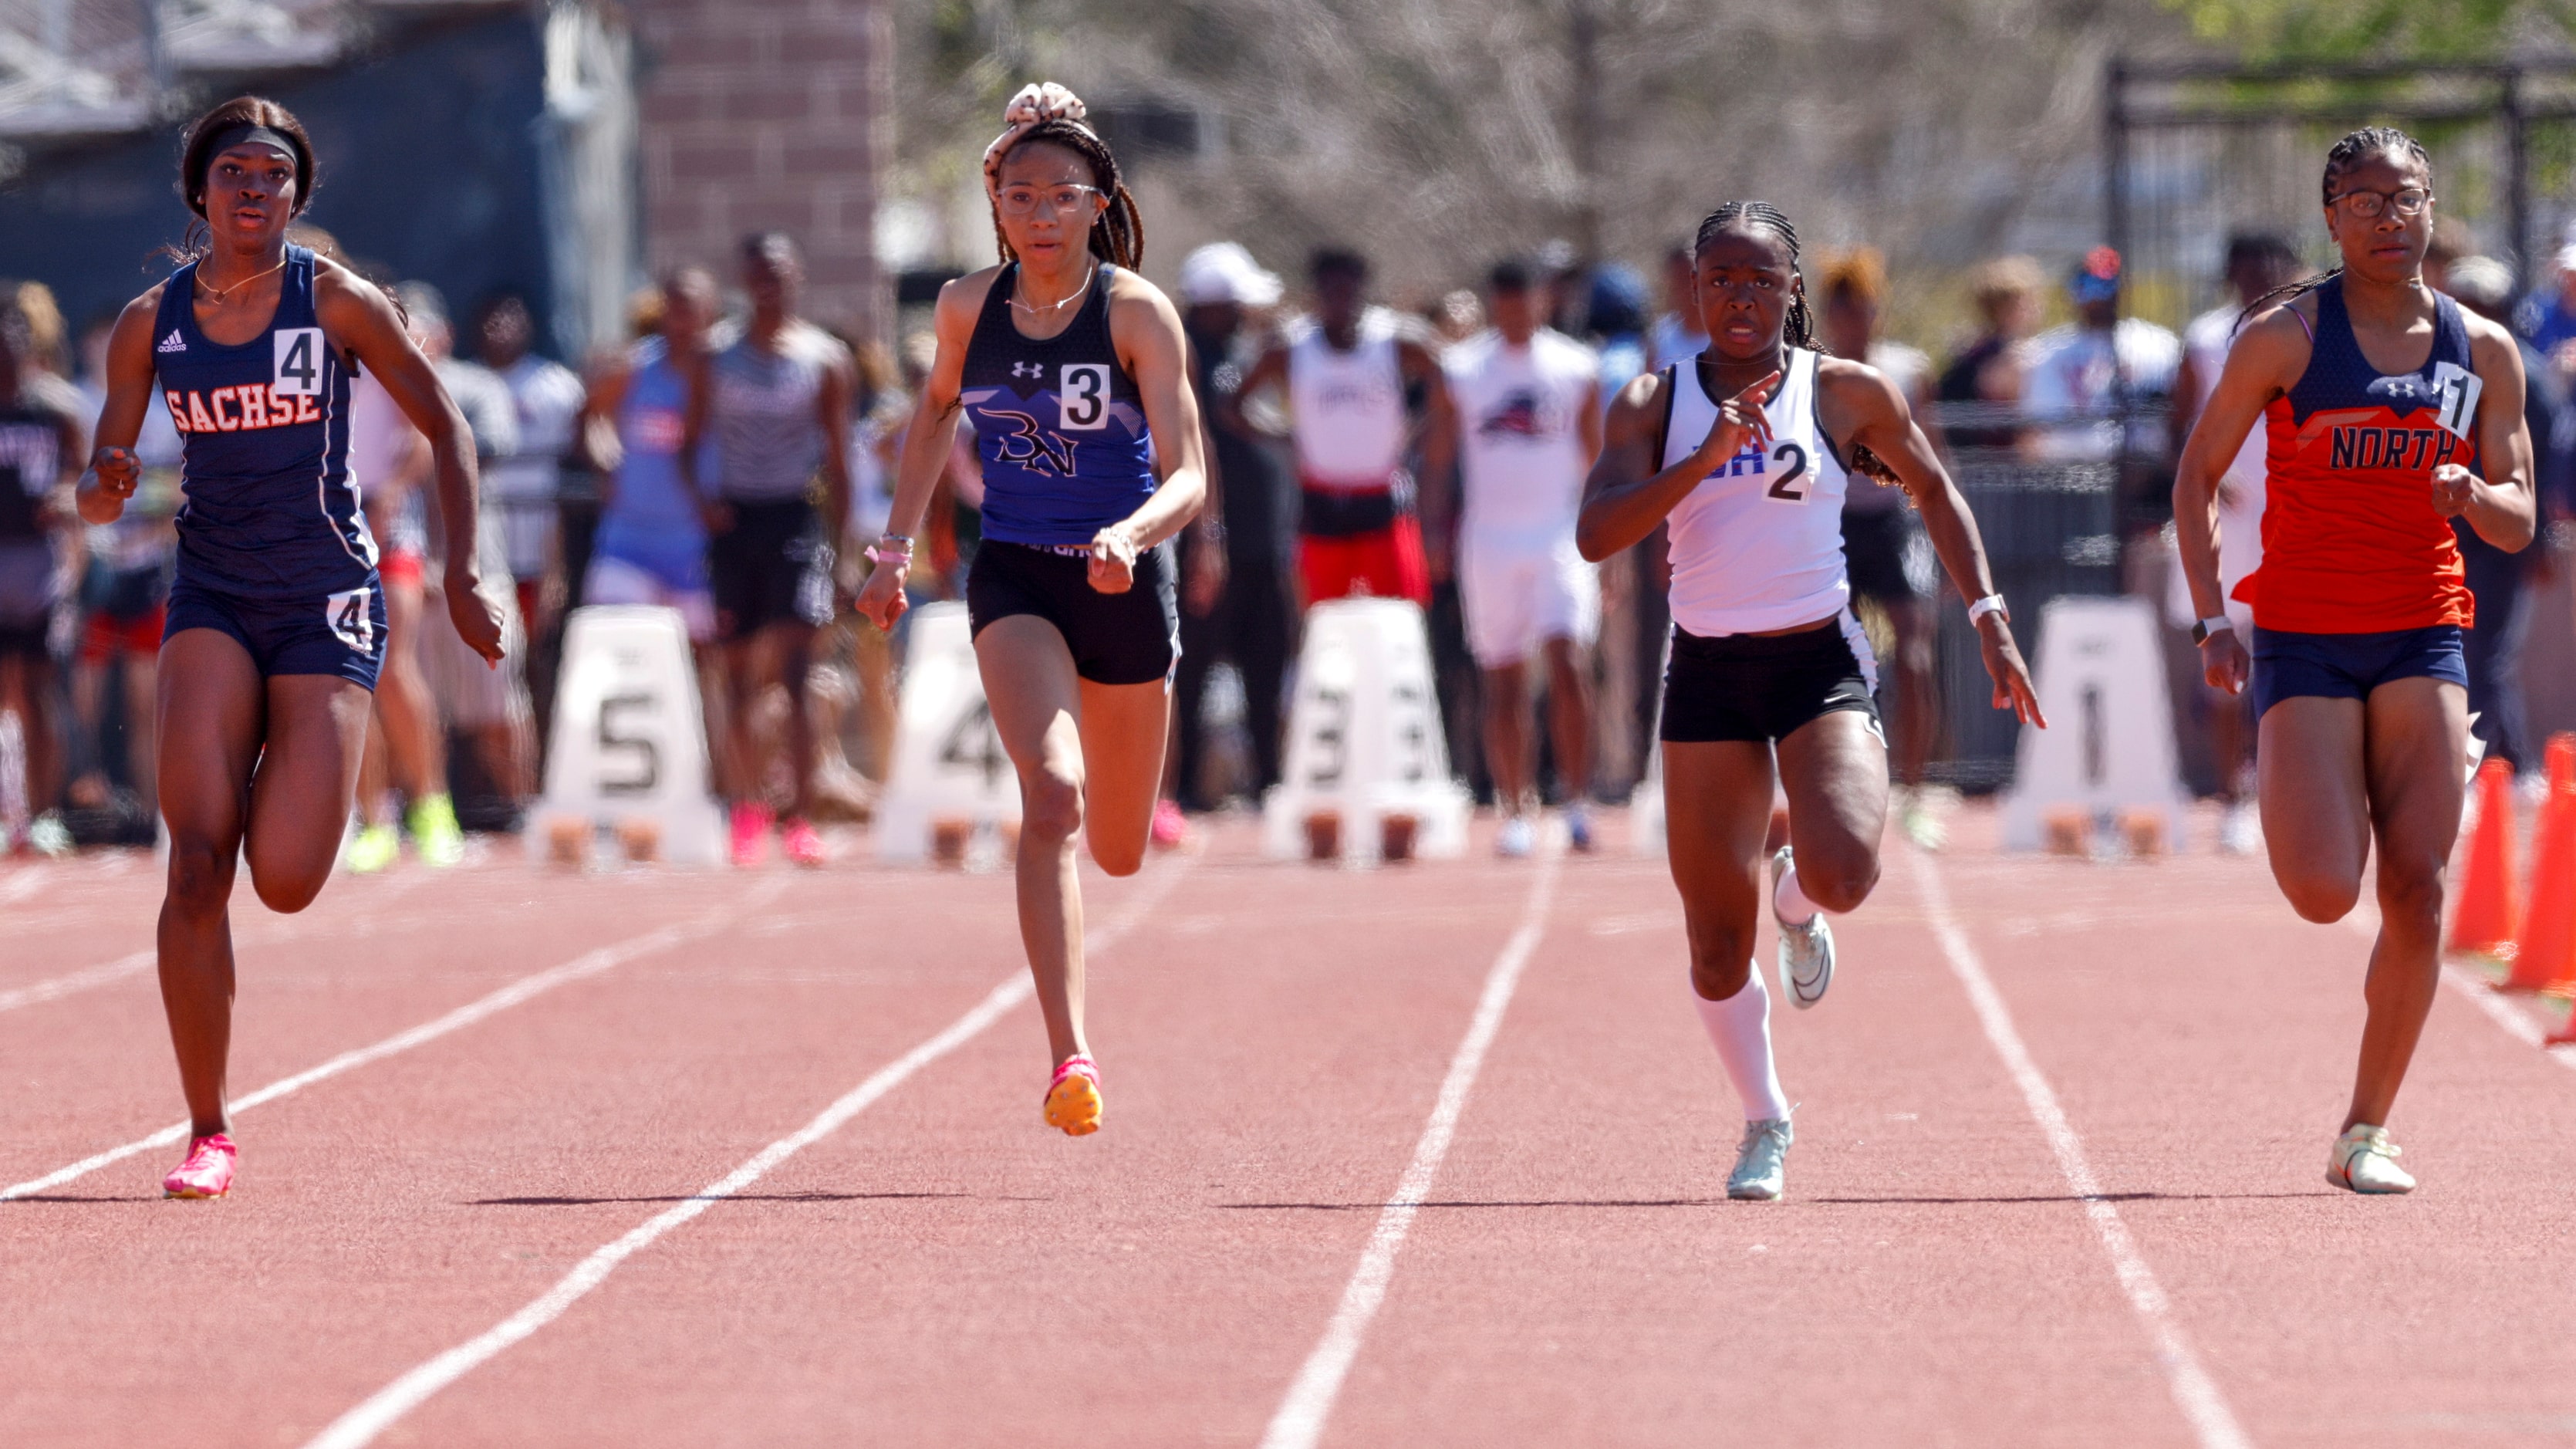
79, 97, 505, 1201
857, 83, 1209, 1139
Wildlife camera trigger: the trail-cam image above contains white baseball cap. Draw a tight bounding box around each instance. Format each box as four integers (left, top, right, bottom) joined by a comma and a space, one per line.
1177, 242, 1282, 307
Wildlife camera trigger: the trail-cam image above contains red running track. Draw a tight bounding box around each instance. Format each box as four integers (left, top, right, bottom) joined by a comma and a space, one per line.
5, 806, 2576, 1447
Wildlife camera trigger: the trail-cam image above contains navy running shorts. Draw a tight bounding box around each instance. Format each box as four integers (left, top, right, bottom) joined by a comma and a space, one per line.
967, 539, 1177, 686
1659, 619, 1880, 745
165, 577, 387, 689
708, 498, 836, 642
2249, 623, 2467, 721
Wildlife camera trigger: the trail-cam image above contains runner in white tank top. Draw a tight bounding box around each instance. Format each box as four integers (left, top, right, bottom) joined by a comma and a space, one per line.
1430, 257, 1605, 856
1234, 248, 1453, 608
1577, 201, 2043, 1203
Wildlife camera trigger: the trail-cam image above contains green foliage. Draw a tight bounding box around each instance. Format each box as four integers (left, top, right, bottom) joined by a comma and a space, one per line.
2162, 0, 2576, 62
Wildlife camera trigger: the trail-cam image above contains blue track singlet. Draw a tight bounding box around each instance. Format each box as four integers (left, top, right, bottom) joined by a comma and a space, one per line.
153, 244, 375, 599
593, 336, 711, 587
959, 263, 1158, 548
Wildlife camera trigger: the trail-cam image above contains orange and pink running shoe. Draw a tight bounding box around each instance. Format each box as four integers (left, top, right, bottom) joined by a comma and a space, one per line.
1044, 1055, 1103, 1137
1150, 799, 1189, 849
163, 1133, 237, 1199
729, 802, 774, 867
782, 816, 827, 869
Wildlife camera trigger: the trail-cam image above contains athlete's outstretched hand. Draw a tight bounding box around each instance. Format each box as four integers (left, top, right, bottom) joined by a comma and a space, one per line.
445, 573, 508, 667
2430, 463, 2477, 518
81, 446, 139, 525
2200, 627, 2251, 697
1089, 522, 1140, 595
853, 559, 909, 632
1977, 616, 2048, 728
1691, 370, 1779, 471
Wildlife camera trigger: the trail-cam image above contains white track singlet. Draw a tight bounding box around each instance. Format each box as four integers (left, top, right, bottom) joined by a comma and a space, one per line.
1444, 326, 1599, 539
1287, 311, 1407, 488
1662, 347, 1853, 635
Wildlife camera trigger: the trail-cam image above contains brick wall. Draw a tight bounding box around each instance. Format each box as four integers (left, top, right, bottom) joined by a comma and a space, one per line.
630, 0, 891, 339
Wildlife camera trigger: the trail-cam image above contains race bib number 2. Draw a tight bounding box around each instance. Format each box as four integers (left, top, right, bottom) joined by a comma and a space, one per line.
274, 327, 325, 397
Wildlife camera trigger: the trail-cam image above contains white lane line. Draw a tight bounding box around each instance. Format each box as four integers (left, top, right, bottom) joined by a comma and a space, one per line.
0, 871, 429, 1016
2338, 906, 2576, 1066
1910, 849, 2253, 1449
0, 877, 789, 1202
1261, 851, 1561, 1449
303, 856, 1193, 1449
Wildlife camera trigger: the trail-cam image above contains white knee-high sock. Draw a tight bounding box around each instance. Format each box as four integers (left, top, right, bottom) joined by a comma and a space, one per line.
1696, 968, 1790, 1123
1774, 863, 1821, 926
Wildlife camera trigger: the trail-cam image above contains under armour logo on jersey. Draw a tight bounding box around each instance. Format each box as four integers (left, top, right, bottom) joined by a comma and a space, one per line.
1011, 362, 1043, 380
157, 330, 187, 354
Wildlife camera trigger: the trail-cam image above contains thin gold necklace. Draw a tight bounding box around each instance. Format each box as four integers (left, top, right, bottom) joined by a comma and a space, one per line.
196, 254, 289, 305
1012, 262, 1097, 317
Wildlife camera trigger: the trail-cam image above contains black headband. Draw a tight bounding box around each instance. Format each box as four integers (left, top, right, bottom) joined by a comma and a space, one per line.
204, 123, 298, 166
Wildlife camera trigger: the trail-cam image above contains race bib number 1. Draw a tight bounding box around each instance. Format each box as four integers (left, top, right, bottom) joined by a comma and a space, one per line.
2433, 360, 2482, 441
274, 327, 325, 397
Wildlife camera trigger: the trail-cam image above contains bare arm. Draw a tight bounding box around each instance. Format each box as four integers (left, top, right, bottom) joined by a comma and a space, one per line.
813, 331, 856, 549
1576, 363, 1776, 562
2448, 312, 2537, 551
2173, 302, 2310, 695
1824, 358, 2043, 725
1228, 342, 1291, 440
1406, 339, 1458, 573
1093, 272, 1210, 593
316, 262, 504, 663
853, 271, 991, 630
76, 289, 166, 525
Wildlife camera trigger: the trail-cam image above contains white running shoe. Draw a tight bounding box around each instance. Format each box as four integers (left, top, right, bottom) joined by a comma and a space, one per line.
1496, 815, 1535, 859
2327, 1124, 2416, 1194
1771, 846, 1834, 1009
1728, 1116, 1794, 1201
2219, 802, 2263, 856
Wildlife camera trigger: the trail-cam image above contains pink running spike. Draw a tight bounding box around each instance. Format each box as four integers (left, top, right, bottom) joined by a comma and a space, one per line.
782, 817, 827, 869
164, 1133, 237, 1199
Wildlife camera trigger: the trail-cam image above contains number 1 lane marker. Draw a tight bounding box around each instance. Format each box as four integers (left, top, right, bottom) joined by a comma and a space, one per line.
1911, 849, 2253, 1449
304, 856, 1193, 1449
0, 877, 787, 1203
1261, 849, 1561, 1449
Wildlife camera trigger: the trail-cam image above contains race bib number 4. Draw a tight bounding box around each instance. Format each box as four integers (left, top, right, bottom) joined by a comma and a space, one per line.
274, 327, 325, 397
1059, 363, 1110, 431
325, 586, 374, 652
2433, 360, 2483, 441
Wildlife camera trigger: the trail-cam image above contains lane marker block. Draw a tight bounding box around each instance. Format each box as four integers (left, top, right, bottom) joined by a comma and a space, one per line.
1999, 596, 2189, 853
1264, 598, 1469, 867
876, 602, 1021, 863
532, 606, 726, 866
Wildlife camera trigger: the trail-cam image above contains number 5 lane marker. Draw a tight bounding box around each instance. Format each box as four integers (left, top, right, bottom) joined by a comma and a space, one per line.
305, 856, 1192, 1449
1261, 849, 1561, 1449
1911, 848, 2252, 1449
1, 876, 786, 1203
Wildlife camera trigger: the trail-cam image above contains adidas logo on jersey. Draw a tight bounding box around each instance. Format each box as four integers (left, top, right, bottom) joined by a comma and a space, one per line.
157, 330, 187, 354
1011, 362, 1042, 379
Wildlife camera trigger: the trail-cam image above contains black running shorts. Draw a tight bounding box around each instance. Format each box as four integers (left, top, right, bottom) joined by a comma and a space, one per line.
1659, 619, 1879, 745
708, 498, 836, 642
967, 539, 1178, 686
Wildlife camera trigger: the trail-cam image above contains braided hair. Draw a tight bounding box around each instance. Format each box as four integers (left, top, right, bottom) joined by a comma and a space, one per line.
1693, 201, 1898, 481
2240, 125, 2431, 326
990, 120, 1145, 271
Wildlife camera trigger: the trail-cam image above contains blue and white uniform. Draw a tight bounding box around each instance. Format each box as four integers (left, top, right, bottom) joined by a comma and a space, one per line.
585, 335, 716, 639
958, 263, 1175, 685
154, 244, 385, 686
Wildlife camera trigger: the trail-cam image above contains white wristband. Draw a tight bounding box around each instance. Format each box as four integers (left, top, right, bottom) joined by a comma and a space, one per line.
1966, 593, 2008, 624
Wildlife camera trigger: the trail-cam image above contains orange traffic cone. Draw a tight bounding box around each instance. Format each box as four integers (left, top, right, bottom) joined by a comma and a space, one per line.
2503, 772, 2576, 995
2449, 758, 2521, 961
2553, 732, 2576, 792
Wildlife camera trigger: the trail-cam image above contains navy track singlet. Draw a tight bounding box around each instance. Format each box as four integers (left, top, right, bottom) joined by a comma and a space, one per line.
959, 263, 1157, 547
152, 244, 376, 598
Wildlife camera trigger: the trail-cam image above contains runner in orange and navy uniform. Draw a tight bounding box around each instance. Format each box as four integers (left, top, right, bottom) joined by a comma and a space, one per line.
2176, 127, 2536, 1197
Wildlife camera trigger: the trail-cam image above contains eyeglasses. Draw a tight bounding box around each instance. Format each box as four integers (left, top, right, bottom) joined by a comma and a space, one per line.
2328, 187, 2433, 219
995, 184, 1104, 218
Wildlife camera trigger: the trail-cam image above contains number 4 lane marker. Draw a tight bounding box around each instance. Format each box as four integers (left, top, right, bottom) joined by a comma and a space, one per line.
305, 856, 1193, 1449
1261, 849, 1561, 1449
1910, 848, 2253, 1449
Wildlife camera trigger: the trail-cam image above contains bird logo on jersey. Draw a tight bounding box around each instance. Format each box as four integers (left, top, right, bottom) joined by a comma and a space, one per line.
984, 407, 1077, 475
1476, 388, 1557, 441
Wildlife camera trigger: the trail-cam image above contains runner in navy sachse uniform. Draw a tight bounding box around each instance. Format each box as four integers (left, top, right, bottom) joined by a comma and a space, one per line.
856, 83, 1207, 1137
79, 97, 505, 1199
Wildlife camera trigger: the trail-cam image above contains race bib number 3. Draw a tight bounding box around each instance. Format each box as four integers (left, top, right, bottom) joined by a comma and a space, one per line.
326, 586, 374, 652
274, 327, 325, 397
2433, 360, 2482, 441
1059, 363, 1110, 431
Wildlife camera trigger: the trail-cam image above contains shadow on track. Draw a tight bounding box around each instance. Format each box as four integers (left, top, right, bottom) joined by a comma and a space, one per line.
1224, 1190, 2342, 1211
469, 1190, 1046, 1207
